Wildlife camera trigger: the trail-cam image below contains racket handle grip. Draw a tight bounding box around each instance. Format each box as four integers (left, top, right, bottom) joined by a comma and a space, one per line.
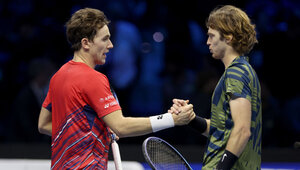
112, 140, 123, 170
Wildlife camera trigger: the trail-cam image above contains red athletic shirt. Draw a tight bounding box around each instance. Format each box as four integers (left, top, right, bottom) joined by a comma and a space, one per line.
42, 60, 121, 169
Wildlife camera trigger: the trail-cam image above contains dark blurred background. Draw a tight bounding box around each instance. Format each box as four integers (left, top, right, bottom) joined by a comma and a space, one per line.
0, 0, 300, 161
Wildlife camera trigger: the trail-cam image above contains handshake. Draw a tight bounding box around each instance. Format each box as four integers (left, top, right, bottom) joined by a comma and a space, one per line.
150, 98, 207, 134
167, 99, 208, 134
167, 99, 195, 126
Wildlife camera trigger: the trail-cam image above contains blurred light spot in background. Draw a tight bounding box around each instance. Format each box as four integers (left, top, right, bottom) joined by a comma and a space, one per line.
153, 32, 164, 43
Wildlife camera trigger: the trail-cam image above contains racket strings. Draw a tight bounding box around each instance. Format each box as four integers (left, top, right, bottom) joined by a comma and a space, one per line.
146, 139, 188, 170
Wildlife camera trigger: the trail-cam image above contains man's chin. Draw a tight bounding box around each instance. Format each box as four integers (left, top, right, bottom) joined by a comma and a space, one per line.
211, 53, 221, 59
96, 60, 106, 65
211, 54, 217, 59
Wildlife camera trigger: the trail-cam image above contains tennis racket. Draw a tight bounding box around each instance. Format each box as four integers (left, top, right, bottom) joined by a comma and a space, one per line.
111, 134, 123, 170
142, 137, 193, 170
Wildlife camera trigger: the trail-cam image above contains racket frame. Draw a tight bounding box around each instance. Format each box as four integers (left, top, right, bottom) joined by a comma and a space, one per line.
142, 136, 193, 170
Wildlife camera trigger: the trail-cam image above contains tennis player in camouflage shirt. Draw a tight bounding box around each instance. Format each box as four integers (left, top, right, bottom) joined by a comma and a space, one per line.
170, 5, 261, 170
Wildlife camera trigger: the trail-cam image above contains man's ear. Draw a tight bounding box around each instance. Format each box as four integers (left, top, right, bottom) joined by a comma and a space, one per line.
81, 38, 90, 50
225, 34, 233, 44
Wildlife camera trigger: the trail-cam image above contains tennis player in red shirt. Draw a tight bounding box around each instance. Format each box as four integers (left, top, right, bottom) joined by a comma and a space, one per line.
38, 8, 195, 169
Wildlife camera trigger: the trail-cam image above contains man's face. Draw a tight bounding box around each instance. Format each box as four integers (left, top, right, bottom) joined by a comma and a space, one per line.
89, 25, 113, 65
206, 27, 228, 59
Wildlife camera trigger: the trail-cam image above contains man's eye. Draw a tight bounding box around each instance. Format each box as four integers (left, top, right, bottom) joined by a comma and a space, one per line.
102, 36, 110, 41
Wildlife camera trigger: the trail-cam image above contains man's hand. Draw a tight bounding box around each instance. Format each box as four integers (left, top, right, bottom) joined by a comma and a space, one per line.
109, 128, 119, 143
172, 103, 195, 126
168, 98, 210, 135
168, 99, 189, 114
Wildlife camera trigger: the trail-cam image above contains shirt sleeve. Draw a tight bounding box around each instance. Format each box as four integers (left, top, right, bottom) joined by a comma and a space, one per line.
83, 73, 121, 118
42, 87, 52, 111
225, 65, 252, 102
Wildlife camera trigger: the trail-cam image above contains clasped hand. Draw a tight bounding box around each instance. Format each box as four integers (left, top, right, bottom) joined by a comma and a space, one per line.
168, 99, 195, 126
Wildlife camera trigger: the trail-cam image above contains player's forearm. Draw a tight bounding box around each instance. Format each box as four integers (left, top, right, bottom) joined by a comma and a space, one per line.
38, 107, 52, 136
105, 108, 193, 138
115, 113, 181, 138
114, 117, 152, 138
187, 116, 210, 137
38, 122, 52, 136
225, 126, 251, 156
103, 110, 155, 138
216, 126, 249, 169
202, 119, 210, 137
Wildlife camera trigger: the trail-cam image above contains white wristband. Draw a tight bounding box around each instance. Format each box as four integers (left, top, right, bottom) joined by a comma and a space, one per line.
150, 113, 175, 132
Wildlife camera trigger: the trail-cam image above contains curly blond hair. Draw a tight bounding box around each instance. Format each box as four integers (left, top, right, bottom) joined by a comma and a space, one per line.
206, 5, 258, 55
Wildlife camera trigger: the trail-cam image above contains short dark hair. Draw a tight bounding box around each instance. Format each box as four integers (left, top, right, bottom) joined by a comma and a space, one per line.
65, 8, 110, 51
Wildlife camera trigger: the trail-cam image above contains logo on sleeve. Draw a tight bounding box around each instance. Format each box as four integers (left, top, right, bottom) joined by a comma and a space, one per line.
104, 101, 118, 109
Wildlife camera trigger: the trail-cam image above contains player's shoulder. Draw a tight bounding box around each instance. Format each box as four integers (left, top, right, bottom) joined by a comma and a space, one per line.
80, 66, 106, 79
51, 61, 108, 84
227, 57, 252, 76
75, 65, 109, 87
69, 61, 108, 79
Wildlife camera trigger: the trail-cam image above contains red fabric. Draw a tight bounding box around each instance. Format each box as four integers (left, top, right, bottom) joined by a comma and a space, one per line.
43, 60, 121, 169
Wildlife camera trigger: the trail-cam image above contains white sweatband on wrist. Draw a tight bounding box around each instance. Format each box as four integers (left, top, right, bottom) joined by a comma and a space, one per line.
150, 113, 175, 132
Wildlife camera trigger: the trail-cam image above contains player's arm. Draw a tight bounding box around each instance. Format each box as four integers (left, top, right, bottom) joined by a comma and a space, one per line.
226, 96, 251, 155
38, 107, 52, 136
217, 96, 251, 169
102, 104, 195, 138
201, 118, 210, 136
